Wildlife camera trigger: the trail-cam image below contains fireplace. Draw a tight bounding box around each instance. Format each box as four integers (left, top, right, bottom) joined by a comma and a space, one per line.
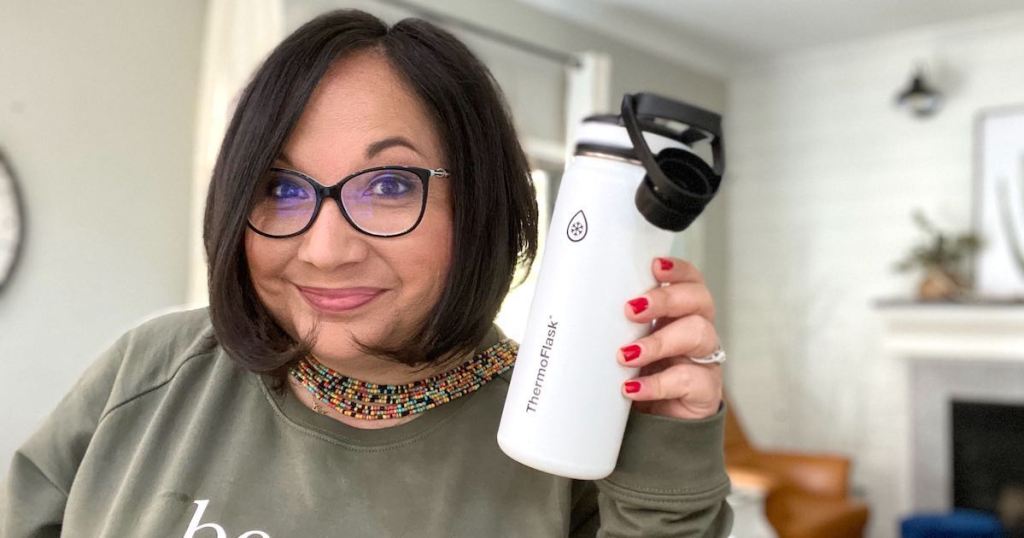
952, 399, 1024, 536
877, 302, 1024, 536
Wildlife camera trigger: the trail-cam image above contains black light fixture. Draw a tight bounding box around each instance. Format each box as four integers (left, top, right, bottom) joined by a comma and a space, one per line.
896, 66, 943, 118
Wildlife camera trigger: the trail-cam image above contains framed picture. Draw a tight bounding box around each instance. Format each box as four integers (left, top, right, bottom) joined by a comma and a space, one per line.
974, 106, 1024, 299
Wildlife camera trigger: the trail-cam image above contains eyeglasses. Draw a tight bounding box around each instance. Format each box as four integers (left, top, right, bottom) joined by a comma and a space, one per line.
247, 165, 449, 238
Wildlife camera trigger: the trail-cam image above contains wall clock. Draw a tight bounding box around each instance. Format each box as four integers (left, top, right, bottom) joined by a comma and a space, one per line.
0, 148, 25, 295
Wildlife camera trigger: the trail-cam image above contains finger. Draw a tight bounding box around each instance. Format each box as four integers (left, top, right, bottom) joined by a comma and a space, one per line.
652, 257, 705, 285
618, 314, 719, 368
622, 359, 722, 403
624, 283, 716, 324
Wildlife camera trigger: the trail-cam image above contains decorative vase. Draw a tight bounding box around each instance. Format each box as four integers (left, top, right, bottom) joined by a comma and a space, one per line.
918, 266, 965, 301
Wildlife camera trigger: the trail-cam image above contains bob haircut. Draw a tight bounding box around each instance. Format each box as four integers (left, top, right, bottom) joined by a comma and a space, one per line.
203, 9, 538, 386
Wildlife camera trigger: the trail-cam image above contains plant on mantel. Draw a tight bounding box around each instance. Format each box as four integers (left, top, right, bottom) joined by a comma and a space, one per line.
893, 209, 982, 301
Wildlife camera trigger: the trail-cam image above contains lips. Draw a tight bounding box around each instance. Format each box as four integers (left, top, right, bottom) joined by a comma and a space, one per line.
296, 285, 385, 314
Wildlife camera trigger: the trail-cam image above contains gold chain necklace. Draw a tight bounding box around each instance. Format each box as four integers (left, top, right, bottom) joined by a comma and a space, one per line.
289, 338, 518, 420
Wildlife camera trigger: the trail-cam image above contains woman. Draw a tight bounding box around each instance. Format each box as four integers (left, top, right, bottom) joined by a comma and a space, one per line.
1, 10, 731, 537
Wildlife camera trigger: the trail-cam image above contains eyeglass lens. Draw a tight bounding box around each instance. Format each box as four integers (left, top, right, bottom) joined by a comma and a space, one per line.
249, 168, 426, 237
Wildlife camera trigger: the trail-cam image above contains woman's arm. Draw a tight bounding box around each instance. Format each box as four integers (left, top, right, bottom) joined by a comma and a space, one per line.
570, 407, 733, 537
570, 256, 732, 537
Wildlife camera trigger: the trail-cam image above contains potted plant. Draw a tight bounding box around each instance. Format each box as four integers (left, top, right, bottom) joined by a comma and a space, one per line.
893, 209, 983, 301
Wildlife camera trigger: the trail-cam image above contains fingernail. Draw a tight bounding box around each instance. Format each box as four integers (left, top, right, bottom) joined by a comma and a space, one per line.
620, 344, 641, 362
659, 258, 674, 271
627, 297, 649, 314
624, 381, 642, 394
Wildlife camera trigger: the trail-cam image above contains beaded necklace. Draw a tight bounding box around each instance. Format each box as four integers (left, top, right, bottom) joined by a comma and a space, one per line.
289, 338, 518, 420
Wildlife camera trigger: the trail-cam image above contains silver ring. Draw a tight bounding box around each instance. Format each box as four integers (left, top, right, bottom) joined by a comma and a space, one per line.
689, 344, 726, 365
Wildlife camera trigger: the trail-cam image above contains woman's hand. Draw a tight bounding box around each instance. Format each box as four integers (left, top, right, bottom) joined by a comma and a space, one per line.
617, 256, 724, 420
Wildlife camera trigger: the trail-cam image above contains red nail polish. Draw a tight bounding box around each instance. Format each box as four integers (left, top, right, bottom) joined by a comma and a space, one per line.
624, 381, 642, 394
659, 258, 674, 271
621, 344, 641, 361
627, 297, 649, 314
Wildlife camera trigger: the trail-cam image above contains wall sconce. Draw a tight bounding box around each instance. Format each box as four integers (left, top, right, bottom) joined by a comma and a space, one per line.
895, 66, 943, 118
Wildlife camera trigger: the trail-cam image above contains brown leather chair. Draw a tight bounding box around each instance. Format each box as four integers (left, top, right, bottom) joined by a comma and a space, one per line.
724, 395, 870, 538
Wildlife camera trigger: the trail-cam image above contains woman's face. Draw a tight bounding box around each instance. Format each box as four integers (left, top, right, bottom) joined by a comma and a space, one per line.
244, 50, 452, 366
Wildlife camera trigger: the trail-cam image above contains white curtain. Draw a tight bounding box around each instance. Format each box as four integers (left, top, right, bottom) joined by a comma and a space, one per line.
187, 0, 284, 306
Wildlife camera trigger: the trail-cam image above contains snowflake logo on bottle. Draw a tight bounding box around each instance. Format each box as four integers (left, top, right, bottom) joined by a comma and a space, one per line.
567, 210, 588, 242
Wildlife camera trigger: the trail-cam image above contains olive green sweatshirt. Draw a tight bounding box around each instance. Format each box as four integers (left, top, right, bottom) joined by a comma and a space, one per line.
1, 308, 732, 537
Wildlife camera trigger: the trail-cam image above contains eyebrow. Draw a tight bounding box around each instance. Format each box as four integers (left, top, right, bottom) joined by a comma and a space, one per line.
365, 136, 423, 159
276, 136, 423, 168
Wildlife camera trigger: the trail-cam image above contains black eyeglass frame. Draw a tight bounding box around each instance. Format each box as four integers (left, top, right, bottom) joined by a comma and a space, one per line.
247, 165, 450, 239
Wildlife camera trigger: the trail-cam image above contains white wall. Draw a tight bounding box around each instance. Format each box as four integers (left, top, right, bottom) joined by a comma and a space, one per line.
724, 9, 1024, 537
0, 1, 206, 481
294, 0, 725, 114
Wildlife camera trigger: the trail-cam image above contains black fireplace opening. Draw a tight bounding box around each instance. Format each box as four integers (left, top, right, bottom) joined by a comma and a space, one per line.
953, 399, 1024, 536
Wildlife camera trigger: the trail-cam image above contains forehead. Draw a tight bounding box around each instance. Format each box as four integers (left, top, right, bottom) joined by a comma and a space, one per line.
283, 49, 444, 172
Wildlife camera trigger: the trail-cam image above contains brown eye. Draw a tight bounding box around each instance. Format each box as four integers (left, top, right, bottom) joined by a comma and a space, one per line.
268, 177, 312, 201
364, 173, 415, 198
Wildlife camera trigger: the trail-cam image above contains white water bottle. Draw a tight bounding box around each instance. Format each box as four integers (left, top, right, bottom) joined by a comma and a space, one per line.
497, 93, 725, 479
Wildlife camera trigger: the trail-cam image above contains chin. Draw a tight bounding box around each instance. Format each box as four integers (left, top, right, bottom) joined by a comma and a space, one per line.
300, 310, 402, 361
309, 334, 362, 363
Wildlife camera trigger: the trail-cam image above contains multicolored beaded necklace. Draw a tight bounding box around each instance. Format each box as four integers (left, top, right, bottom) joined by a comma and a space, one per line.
289, 338, 518, 420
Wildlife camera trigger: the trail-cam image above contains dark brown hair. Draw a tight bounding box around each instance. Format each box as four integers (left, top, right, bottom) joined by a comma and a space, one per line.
203, 9, 537, 387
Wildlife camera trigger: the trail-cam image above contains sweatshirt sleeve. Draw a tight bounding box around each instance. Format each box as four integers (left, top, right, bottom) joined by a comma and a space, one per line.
570, 404, 733, 537
0, 333, 127, 537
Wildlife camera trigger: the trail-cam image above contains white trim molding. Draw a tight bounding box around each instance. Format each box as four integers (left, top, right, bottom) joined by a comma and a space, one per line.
879, 303, 1024, 363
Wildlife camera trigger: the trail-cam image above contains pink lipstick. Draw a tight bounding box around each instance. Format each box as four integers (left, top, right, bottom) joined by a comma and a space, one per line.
296, 286, 385, 314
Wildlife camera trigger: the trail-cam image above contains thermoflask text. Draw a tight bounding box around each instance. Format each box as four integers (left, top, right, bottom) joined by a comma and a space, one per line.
497, 93, 726, 479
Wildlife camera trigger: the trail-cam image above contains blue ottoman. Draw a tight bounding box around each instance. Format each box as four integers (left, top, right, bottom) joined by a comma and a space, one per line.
901, 510, 1004, 538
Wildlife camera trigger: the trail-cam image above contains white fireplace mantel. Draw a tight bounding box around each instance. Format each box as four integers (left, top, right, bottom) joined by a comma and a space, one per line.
875, 299, 1024, 518
877, 301, 1024, 362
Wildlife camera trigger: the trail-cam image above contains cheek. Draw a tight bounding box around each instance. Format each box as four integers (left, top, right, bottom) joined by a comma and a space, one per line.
431, 198, 455, 281
244, 231, 293, 295
429, 233, 453, 292
243, 233, 306, 339
403, 207, 453, 303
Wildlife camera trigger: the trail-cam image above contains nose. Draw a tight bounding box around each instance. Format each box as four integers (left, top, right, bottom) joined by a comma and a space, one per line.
296, 198, 371, 270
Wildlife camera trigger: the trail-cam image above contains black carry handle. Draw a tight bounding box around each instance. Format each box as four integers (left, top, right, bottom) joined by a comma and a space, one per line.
620, 92, 726, 231
633, 93, 724, 176
622, 93, 725, 178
